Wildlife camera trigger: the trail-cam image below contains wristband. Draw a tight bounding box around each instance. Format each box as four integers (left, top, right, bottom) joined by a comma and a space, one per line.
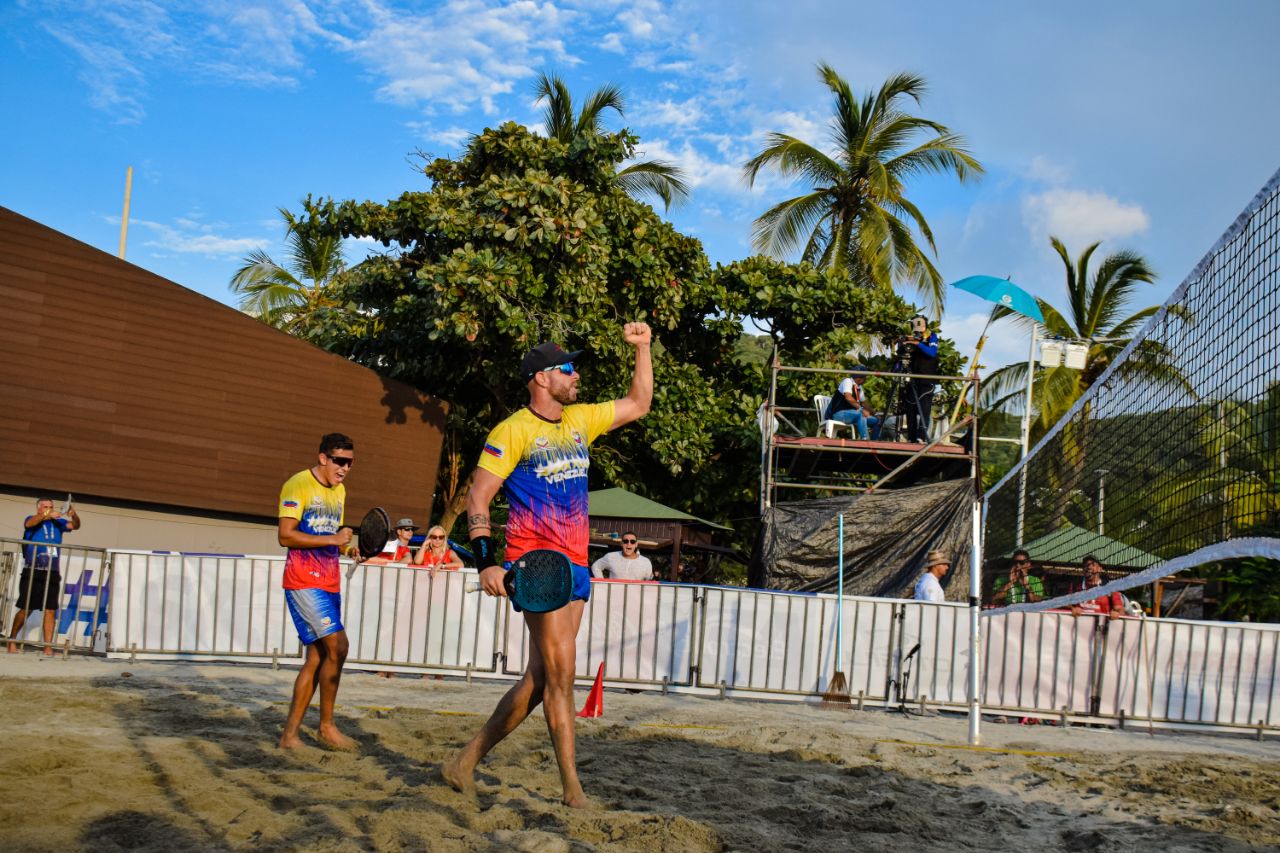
470, 535, 497, 569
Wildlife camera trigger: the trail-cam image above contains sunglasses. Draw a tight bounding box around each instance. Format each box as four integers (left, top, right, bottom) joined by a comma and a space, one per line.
541, 363, 575, 376
428, 534, 445, 540
621, 539, 638, 545
397, 527, 415, 532
1013, 558, 1030, 565
326, 455, 354, 468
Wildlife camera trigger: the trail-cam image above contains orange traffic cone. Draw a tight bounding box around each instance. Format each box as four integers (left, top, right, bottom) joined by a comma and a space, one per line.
577, 663, 605, 718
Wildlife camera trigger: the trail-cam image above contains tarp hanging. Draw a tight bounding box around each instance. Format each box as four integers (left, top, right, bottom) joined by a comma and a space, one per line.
753, 479, 975, 600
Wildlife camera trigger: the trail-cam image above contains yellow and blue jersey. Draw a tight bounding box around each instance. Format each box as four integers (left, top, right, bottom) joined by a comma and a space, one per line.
477, 402, 614, 566
279, 469, 345, 593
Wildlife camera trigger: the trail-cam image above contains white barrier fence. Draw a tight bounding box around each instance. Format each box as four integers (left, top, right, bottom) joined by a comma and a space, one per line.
96, 551, 1280, 734
0, 536, 110, 654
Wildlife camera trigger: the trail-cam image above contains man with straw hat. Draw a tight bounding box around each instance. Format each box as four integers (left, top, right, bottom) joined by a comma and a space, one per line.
913, 550, 951, 602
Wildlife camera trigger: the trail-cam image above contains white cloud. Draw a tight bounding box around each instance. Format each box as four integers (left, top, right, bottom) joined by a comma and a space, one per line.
1021, 188, 1150, 247
599, 31, 624, 53
407, 122, 473, 149
941, 311, 1035, 378
634, 138, 746, 196
632, 96, 705, 130
617, 0, 671, 39
131, 218, 268, 258
34, 0, 327, 120
344, 0, 578, 114
753, 109, 824, 145
43, 27, 148, 123
1026, 154, 1069, 185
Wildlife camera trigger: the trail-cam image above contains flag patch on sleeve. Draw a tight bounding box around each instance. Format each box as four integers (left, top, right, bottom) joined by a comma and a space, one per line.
483, 443, 504, 459
282, 500, 299, 508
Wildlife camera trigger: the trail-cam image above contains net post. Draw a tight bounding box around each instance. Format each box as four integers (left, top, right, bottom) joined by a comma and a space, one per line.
967, 497, 983, 746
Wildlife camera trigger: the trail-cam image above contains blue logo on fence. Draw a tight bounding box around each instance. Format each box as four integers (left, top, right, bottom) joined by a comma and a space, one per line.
58, 570, 109, 637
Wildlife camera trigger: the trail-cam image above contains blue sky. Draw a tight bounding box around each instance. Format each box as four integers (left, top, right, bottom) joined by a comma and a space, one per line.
3, 0, 1278, 372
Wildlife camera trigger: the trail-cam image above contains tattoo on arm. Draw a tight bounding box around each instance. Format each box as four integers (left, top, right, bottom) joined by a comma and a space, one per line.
467, 513, 490, 532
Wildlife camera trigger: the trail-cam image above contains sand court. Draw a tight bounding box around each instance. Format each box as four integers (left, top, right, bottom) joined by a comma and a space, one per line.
1, 654, 1277, 852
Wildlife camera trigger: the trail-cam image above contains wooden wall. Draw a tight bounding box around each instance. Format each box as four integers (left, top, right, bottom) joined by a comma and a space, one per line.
0, 207, 447, 527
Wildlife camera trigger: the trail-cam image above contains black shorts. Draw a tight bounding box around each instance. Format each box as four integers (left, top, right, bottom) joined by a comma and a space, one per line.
16, 570, 61, 612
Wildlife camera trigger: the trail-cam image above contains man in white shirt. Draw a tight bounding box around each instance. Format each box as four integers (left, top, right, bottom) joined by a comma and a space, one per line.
912, 549, 951, 602
590, 532, 653, 580
825, 367, 879, 440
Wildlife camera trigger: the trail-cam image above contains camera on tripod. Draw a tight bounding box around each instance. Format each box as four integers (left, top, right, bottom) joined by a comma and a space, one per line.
894, 336, 919, 361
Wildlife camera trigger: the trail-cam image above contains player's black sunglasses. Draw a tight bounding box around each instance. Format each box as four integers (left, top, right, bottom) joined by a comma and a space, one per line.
326, 455, 354, 468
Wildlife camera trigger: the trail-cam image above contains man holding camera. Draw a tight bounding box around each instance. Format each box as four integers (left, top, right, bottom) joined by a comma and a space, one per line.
902, 314, 939, 443
992, 549, 1045, 605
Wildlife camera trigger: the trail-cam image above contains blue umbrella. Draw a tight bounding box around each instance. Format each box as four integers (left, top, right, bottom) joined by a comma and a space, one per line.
949, 275, 1044, 324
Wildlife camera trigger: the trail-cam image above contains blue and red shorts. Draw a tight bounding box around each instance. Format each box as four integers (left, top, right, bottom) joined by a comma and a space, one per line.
284, 588, 344, 645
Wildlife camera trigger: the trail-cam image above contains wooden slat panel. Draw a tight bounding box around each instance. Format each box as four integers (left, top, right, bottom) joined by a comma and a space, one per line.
0, 207, 448, 525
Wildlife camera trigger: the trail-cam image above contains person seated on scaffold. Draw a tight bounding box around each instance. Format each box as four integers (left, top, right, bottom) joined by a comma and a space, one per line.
903, 314, 939, 443
824, 365, 880, 440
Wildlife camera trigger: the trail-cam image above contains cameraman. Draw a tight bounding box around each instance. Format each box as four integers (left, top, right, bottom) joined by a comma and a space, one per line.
902, 314, 939, 443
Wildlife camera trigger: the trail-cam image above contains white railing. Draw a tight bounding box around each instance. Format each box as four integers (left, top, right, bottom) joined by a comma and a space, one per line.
0, 536, 110, 655
97, 549, 1280, 734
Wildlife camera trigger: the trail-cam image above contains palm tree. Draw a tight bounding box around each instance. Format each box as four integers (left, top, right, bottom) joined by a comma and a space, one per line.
230, 208, 347, 333
534, 72, 690, 210
981, 237, 1186, 436
983, 238, 1191, 532
743, 64, 983, 315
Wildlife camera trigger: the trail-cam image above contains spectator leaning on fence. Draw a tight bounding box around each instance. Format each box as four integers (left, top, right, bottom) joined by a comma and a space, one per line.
590, 531, 654, 580
389, 518, 419, 562
912, 549, 951, 603
1071, 555, 1124, 620
414, 524, 464, 574
8, 497, 81, 655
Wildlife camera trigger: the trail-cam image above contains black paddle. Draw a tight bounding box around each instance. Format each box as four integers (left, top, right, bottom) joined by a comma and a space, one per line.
344, 506, 391, 580
465, 549, 575, 613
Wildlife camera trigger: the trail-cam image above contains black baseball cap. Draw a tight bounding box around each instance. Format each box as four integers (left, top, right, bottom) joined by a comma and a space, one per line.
520, 342, 584, 380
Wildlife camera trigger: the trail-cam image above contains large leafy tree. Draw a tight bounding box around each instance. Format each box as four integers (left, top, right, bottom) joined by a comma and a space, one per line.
744, 64, 983, 315
295, 123, 911, 545
535, 72, 690, 211
229, 207, 347, 333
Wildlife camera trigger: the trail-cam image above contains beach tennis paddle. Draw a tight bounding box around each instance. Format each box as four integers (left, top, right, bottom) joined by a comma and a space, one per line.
465, 549, 575, 613
355, 506, 391, 561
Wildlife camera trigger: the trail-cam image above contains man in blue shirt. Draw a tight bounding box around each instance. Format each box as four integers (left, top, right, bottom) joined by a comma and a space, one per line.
905, 315, 940, 443
9, 497, 81, 655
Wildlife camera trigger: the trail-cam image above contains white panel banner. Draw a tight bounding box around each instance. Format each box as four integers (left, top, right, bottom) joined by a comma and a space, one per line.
982, 611, 1096, 713
101, 549, 1280, 733
503, 580, 698, 685
343, 563, 500, 670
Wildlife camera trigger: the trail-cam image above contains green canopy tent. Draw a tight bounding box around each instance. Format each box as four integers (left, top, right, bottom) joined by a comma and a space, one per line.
588, 487, 738, 581
1008, 523, 1160, 569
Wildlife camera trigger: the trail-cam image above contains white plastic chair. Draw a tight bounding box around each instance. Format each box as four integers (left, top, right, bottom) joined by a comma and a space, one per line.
813, 394, 853, 439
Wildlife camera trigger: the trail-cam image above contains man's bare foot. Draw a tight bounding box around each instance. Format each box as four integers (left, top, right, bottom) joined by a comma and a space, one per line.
278, 731, 306, 750
562, 790, 591, 809
6, 643, 19, 654
41, 647, 55, 657
377, 671, 393, 679
441, 755, 476, 797
317, 724, 358, 751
